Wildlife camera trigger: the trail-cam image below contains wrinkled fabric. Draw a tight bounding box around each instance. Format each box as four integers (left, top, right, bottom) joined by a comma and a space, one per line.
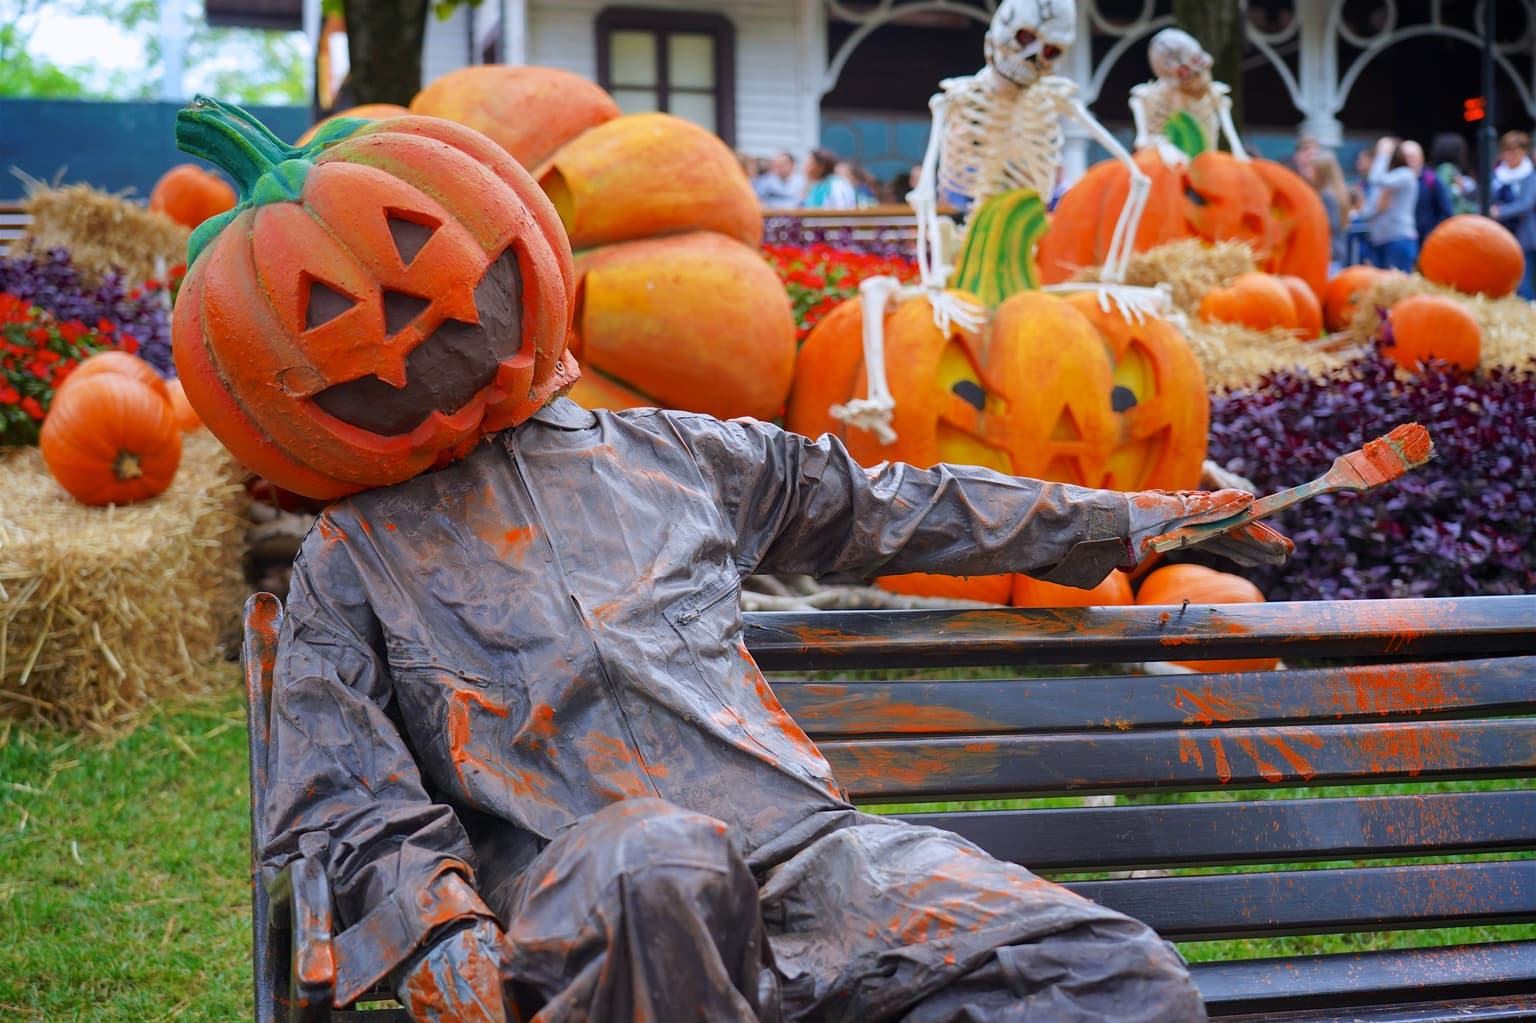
264, 399, 1203, 1021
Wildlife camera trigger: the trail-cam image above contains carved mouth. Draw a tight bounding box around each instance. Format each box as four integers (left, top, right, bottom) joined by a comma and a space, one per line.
311, 249, 524, 436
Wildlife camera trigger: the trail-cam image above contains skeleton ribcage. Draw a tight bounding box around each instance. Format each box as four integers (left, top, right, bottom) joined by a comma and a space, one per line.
937, 71, 1068, 212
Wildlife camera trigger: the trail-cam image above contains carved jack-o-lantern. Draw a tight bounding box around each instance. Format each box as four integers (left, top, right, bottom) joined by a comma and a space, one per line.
1039, 149, 1329, 297
171, 98, 576, 500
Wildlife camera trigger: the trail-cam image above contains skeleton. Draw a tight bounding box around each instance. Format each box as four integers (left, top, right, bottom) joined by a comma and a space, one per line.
832, 0, 1164, 443
1128, 27, 1248, 165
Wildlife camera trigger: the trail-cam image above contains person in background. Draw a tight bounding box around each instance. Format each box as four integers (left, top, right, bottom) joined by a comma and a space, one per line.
804, 151, 860, 208
1307, 148, 1351, 274
799, 148, 837, 207
1430, 132, 1478, 215
1489, 130, 1536, 299
853, 165, 880, 207
1402, 139, 1453, 243
753, 151, 805, 210
1289, 135, 1320, 180
1366, 136, 1420, 271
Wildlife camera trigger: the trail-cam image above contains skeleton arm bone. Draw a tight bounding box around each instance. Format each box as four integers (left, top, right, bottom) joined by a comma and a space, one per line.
828, 275, 912, 444
909, 87, 957, 295
1055, 93, 1150, 284
1215, 84, 1248, 160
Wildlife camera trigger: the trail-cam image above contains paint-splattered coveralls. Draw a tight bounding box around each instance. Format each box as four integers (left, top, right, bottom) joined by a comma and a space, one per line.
265, 398, 1207, 1022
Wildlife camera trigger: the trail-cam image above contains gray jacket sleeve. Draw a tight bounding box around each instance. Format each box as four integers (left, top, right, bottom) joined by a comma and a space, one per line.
689, 416, 1134, 588
264, 521, 497, 1002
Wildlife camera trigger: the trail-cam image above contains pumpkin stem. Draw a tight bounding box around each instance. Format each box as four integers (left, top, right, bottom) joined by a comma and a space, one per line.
949, 188, 1047, 309
113, 450, 144, 481
175, 95, 298, 199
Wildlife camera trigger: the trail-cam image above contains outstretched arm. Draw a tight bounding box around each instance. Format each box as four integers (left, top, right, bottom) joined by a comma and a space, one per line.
1214, 84, 1248, 160
1056, 92, 1150, 283
910, 85, 957, 294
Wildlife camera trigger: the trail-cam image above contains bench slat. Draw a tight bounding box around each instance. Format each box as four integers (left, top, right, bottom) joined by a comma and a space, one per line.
776, 656, 1536, 737
1068, 860, 1536, 940
902, 790, 1536, 871
1191, 940, 1536, 1015
826, 719, 1536, 800
744, 596, 1536, 670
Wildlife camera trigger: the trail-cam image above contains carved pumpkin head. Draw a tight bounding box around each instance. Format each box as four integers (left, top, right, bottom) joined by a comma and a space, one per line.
171, 97, 577, 500
785, 289, 1207, 492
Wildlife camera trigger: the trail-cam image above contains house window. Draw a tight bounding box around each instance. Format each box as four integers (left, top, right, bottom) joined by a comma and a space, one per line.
596, 8, 735, 145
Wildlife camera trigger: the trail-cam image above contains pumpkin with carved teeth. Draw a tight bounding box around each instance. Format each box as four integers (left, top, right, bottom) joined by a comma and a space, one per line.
170, 97, 576, 500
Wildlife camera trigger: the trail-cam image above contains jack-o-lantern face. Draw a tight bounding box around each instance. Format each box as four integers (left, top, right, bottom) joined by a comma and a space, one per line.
171, 97, 577, 500
785, 289, 1208, 491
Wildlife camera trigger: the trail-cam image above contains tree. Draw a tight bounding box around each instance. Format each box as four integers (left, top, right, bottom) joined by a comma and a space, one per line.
328, 0, 481, 107
1172, 0, 1245, 141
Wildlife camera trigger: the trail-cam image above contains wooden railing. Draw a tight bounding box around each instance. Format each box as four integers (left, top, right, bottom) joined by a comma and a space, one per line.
0, 201, 30, 246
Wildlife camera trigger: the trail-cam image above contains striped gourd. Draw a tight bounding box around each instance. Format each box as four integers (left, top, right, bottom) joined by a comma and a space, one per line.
948, 187, 1047, 309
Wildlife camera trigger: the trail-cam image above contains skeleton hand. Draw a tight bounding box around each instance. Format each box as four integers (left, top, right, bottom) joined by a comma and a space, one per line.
1126, 489, 1293, 568
395, 918, 512, 1023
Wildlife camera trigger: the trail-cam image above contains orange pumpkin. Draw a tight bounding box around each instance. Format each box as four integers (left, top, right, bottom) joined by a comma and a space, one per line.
880, 571, 1014, 605
296, 103, 410, 146
1322, 264, 1388, 332
149, 163, 237, 229
410, 65, 622, 170
1418, 214, 1524, 298
166, 378, 203, 432
41, 374, 182, 505
1379, 293, 1482, 373
56, 350, 169, 402
1135, 563, 1278, 672
787, 289, 1208, 492
171, 98, 576, 500
1278, 274, 1323, 339
1040, 151, 1330, 297
1011, 569, 1133, 608
1197, 271, 1298, 332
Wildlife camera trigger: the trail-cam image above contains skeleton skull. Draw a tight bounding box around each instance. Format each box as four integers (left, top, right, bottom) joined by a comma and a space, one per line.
1148, 27, 1213, 96
985, 0, 1077, 87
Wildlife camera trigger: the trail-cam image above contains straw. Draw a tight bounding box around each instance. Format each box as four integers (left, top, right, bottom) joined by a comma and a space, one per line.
9, 182, 189, 285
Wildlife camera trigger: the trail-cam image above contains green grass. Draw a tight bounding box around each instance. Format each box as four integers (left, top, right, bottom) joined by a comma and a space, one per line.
0, 669, 252, 1022
0, 665, 1530, 1019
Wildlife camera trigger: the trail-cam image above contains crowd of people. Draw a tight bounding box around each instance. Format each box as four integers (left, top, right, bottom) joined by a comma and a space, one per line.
1295, 130, 1536, 298
744, 149, 920, 210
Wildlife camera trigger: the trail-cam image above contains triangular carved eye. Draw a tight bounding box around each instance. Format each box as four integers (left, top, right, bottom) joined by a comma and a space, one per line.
306, 279, 356, 330
387, 214, 436, 266
383, 290, 431, 336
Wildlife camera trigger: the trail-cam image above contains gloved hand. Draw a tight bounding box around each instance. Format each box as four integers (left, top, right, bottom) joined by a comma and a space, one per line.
395, 917, 510, 1023
1127, 489, 1294, 567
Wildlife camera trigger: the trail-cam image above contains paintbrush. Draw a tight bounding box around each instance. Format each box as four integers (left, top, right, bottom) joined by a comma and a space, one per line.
1146, 422, 1436, 555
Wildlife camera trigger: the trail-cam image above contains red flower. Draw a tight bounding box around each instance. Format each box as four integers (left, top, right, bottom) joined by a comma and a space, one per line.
0, 384, 18, 404
96, 318, 115, 334
118, 333, 140, 355
20, 396, 42, 420
28, 327, 50, 344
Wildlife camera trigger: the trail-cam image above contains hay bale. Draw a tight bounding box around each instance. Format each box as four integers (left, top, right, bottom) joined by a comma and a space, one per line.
10, 183, 189, 286
0, 433, 247, 733
1341, 273, 1536, 372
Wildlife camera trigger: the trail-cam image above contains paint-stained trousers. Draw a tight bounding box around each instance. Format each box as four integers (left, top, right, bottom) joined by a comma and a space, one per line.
493, 799, 1207, 1023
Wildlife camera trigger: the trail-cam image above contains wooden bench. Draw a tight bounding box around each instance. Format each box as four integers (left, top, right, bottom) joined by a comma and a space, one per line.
242, 591, 1536, 1022
0, 201, 32, 247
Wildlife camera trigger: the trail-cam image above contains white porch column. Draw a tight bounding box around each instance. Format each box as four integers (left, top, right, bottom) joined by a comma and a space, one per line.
799, 0, 828, 160
1059, 0, 1096, 185
500, 0, 528, 66
1295, 0, 1342, 147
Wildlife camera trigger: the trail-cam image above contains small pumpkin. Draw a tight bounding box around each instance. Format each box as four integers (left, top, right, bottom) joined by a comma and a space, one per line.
149, 163, 237, 229
1418, 214, 1525, 298
171, 97, 577, 500
1011, 569, 1133, 608
1322, 264, 1387, 332
41, 374, 182, 505
56, 349, 170, 402
1197, 271, 1297, 332
1134, 563, 1278, 672
166, 378, 203, 432
1379, 293, 1482, 373
1278, 274, 1323, 340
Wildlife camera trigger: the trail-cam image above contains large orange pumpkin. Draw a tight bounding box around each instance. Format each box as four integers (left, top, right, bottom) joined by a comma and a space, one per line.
41, 374, 182, 505
171, 97, 576, 500
1011, 569, 1133, 608
55, 350, 169, 402
1418, 214, 1524, 298
410, 65, 622, 171
1379, 293, 1482, 373
1135, 563, 1278, 672
149, 163, 237, 229
1040, 150, 1330, 297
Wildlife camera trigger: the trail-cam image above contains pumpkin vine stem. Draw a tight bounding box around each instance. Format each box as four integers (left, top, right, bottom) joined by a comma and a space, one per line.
175, 95, 299, 198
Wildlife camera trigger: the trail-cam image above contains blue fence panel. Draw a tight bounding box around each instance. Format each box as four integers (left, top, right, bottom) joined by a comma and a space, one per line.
0, 99, 309, 202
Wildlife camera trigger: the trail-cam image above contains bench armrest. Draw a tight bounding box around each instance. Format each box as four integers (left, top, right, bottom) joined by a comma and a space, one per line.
265, 852, 338, 1020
